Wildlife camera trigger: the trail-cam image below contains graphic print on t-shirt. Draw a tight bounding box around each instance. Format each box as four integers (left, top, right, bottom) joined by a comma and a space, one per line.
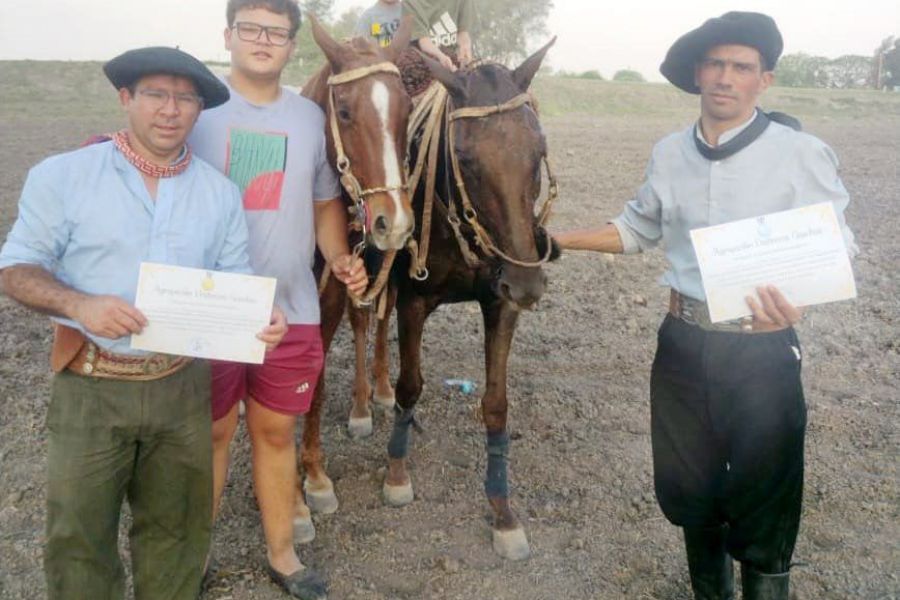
226, 128, 287, 210
429, 11, 458, 47
370, 18, 401, 47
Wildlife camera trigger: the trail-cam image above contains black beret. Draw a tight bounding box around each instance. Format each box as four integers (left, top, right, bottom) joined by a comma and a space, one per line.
103, 47, 229, 109
660, 12, 783, 94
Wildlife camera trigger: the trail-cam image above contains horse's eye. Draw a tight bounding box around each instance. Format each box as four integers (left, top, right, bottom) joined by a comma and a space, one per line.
337, 107, 352, 122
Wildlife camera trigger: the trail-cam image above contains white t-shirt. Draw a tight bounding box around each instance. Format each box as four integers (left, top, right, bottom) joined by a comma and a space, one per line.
190, 79, 340, 324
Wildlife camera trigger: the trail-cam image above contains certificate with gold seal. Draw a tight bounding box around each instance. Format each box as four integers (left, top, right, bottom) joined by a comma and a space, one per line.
131, 262, 277, 364
690, 203, 857, 323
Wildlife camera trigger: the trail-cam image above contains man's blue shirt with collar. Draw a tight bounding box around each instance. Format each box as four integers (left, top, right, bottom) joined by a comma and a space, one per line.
611, 116, 858, 302
0, 140, 253, 355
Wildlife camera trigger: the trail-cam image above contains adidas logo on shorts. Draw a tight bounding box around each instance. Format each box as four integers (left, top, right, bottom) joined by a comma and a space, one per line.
296, 382, 310, 394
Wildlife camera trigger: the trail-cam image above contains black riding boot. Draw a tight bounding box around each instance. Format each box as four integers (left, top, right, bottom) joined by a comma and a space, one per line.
683, 526, 735, 600
740, 563, 790, 600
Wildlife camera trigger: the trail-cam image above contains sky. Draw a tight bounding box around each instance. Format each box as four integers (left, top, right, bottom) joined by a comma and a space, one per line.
1, 0, 897, 82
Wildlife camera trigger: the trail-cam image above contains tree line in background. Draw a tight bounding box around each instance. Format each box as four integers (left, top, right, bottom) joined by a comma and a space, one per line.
775, 35, 898, 90
291, 2, 897, 91
290, 0, 552, 76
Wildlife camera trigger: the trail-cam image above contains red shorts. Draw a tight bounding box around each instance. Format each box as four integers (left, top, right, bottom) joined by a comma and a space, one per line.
210, 325, 324, 421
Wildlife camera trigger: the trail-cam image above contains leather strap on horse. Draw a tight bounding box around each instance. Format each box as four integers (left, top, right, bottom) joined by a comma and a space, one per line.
405, 82, 560, 277
447, 92, 558, 267
407, 82, 447, 281
323, 61, 407, 308
447, 93, 532, 121
317, 247, 398, 317
327, 62, 407, 214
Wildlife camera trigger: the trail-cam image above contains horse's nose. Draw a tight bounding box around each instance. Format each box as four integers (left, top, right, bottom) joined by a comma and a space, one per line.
373, 215, 389, 236
370, 205, 414, 250
497, 265, 546, 309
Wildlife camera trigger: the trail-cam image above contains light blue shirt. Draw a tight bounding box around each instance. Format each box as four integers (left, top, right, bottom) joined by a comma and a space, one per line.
611, 117, 858, 301
0, 141, 253, 355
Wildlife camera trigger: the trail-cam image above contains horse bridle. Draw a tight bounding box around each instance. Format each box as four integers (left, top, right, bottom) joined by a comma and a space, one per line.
326, 62, 409, 253
444, 92, 559, 269
322, 61, 409, 309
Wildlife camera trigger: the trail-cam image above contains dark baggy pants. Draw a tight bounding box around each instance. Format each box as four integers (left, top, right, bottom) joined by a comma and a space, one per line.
44, 361, 213, 600
650, 315, 806, 575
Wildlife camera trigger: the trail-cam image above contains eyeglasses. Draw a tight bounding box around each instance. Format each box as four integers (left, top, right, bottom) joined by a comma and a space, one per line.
136, 88, 204, 111
232, 22, 293, 46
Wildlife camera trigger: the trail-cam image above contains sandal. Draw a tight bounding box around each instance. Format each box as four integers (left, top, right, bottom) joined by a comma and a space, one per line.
265, 563, 327, 600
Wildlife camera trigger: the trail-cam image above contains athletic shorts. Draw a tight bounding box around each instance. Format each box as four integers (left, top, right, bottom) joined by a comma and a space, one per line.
210, 325, 324, 421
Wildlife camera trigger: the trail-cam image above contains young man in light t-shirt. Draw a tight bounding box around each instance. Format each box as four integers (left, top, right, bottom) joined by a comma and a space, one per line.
354, 0, 402, 47
189, 0, 366, 597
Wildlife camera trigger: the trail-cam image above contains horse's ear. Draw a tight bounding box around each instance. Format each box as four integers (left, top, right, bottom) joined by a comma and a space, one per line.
384, 15, 413, 62
309, 12, 349, 70
419, 51, 466, 99
512, 36, 556, 92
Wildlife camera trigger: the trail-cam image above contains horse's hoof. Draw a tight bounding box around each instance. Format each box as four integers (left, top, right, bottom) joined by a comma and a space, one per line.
372, 392, 395, 408
304, 484, 339, 515
382, 480, 414, 507
347, 415, 373, 438
492, 527, 531, 561
293, 515, 316, 544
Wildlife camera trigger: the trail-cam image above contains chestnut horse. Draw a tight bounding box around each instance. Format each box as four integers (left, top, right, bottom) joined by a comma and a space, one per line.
376, 41, 560, 560
291, 17, 414, 542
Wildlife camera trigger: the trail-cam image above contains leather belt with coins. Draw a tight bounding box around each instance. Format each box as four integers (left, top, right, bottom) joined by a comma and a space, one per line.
67, 341, 192, 381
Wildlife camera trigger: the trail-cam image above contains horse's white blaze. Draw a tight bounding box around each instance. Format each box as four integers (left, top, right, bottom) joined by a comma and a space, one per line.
371, 80, 409, 234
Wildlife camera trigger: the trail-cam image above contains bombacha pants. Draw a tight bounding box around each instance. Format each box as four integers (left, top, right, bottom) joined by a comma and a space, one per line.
650, 315, 806, 574
44, 360, 212, 600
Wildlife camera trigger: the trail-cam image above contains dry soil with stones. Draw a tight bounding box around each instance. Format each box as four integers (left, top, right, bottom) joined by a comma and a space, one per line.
0, 91, 898, 600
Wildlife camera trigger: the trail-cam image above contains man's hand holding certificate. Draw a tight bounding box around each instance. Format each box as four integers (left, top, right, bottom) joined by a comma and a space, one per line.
690, 203, 857, 323
131, 263, 283, 364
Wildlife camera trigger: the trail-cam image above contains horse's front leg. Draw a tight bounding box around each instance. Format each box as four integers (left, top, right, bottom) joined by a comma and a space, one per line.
346, 286, 398, 438
296, 275, 344, 539
481, 299, 530, 560
382, 292, 429, 507
346, 301, 374, 438
371, 284, 398, 408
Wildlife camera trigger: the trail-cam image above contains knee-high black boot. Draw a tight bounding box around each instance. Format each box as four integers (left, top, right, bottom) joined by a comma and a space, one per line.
740, 563, 789, 600
683, 526, 735, 600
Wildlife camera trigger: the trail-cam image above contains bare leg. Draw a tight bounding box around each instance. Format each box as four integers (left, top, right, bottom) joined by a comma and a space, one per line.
211, 403, 240, 523
480, 300, 530, 560
245, 399, 303, 575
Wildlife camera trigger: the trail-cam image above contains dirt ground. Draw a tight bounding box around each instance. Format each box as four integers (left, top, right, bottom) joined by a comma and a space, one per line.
1, 99, 898, 599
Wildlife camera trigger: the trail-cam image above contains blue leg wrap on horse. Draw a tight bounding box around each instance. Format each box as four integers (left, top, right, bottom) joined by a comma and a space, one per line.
485, 430, 510, 498
387, 407, 416, 459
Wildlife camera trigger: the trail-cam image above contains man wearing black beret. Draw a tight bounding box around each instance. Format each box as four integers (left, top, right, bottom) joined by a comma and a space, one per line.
0, 46, 287, 599
555, 12, 857, 600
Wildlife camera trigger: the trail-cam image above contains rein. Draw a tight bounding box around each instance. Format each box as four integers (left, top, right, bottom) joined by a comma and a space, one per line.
406, 81, 559, 279
324, 61, 407, 308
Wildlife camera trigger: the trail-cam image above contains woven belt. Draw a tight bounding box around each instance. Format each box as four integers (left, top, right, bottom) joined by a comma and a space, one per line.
668, 289, 758, 333
67, 342, 192, 381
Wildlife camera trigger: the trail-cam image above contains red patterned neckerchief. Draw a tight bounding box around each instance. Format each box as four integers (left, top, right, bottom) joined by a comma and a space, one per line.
112, 129, 192, 178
